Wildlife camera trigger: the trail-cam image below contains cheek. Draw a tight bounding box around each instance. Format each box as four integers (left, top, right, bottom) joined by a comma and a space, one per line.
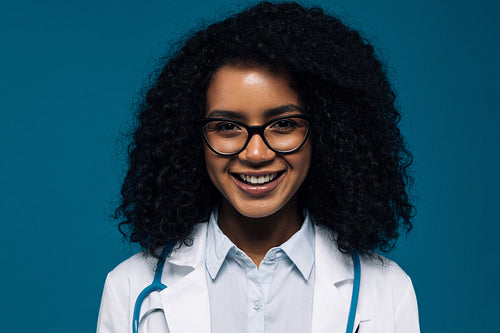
204, 147, 217, 183
204, 146, 227, 189
299, 158, 311, 182
295, 141, 312, 178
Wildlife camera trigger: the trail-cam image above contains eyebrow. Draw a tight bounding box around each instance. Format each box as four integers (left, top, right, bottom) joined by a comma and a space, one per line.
206, 104, 305, 119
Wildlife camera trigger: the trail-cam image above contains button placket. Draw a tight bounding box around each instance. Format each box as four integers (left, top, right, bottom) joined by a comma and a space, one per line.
246, 260, 265, 332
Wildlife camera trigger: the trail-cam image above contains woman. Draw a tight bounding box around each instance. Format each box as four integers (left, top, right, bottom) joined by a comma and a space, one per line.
97, 2, 419, 332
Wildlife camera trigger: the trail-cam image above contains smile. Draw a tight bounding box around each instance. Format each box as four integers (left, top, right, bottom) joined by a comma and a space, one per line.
238, 172, 279, 185
230, 171, 286, 197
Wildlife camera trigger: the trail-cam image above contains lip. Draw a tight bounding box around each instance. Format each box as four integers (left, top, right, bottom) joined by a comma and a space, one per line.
231, 170, 284, 176
230, 171, 286, 197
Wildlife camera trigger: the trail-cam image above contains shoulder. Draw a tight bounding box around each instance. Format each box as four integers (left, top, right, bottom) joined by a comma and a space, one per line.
104, 222, 208, 296
315, 223, 417, 311
360, 254, 419, 331
106, 251, 157, 289
315, 223, 413, 289
100, 251, 159, 317
359, 253, 415, 303
97, 251, 159, 332
360, 253, 413, 287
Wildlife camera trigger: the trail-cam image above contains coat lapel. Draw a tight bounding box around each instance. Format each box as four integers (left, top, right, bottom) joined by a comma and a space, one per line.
159, 223, 211, 333
311, 225, 371, 333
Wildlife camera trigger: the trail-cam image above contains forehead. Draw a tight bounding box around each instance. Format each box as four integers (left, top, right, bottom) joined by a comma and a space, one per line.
206, 64, 300, 121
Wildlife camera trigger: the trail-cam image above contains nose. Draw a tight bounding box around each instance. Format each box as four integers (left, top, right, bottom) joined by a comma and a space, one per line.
238, 133, 276, 164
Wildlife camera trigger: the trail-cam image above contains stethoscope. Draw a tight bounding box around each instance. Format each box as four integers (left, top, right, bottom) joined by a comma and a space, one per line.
132, 244, 361, 333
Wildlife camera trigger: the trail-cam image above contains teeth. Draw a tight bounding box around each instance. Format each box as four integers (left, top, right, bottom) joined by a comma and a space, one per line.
239, 173, 278, 185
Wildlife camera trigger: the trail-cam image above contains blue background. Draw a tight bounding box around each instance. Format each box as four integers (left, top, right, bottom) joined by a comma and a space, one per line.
1, 0, 498, 331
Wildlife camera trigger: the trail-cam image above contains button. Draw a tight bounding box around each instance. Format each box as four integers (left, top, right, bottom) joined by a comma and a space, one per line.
253, 300, 262, 310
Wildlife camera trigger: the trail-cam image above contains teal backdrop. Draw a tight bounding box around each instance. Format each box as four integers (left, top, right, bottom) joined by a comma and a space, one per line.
1, 0, 498, 331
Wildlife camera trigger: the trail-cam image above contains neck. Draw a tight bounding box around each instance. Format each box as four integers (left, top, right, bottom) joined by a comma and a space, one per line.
217, 197, 303, 266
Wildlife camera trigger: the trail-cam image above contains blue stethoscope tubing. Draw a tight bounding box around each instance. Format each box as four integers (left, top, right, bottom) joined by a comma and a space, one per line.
132, 243, 174, 333
346, 249, 361, 333
132, 246, 361, 333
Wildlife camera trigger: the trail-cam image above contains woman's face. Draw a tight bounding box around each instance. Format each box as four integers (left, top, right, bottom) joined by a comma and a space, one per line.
204, 64, 311, 218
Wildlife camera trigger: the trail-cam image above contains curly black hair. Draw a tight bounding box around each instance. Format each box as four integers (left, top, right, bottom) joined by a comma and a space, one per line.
116, 1, 415, 257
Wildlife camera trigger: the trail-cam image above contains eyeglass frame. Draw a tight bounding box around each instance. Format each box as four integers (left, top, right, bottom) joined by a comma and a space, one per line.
199, 114, 313, 156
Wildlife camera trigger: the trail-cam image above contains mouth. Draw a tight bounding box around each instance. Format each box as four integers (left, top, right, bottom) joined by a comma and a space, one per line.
230, 171, 286, 197
235, 171, 284, 185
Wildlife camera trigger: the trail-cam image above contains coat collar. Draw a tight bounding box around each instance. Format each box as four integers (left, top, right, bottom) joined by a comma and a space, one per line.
167, 223, 207, 268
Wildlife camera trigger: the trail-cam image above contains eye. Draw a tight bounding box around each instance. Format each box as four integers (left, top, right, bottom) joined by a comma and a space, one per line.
205, 121, 244, 138
269, 118, 299, 133
215, 122, 241, 132
272, 119, 296, 128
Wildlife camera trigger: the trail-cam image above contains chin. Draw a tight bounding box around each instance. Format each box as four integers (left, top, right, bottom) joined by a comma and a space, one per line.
230, 200, 286, 219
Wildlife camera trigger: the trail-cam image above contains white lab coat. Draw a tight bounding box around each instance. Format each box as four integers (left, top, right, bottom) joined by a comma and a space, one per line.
97, 223, 420, 333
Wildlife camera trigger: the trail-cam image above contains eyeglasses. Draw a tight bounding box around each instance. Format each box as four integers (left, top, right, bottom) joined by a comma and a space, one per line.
200, 114, 312, 156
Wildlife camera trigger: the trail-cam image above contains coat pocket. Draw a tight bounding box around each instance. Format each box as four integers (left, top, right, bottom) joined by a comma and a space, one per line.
354, 319, 373, 333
